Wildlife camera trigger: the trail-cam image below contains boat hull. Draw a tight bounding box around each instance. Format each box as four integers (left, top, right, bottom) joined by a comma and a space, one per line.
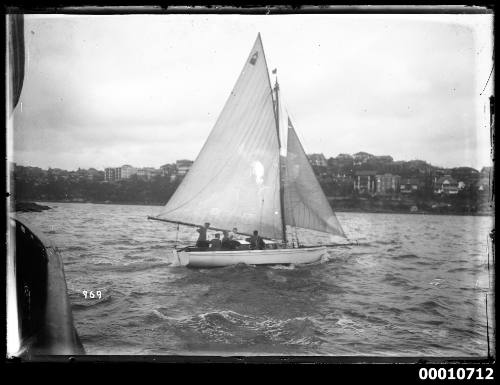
172, 246, 328, 267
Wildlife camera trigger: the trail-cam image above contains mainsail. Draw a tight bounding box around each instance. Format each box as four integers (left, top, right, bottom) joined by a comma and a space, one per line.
155, 34, 283, 240
284, 118, 346, 238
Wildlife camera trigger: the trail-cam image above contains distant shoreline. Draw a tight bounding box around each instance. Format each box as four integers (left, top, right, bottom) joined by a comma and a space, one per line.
16, 199, 494, 217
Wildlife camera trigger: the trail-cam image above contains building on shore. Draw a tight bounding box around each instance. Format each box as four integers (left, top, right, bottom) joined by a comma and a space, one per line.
400, 178, 421, 194
375, 173, 401, 195
105, 165, 137, 181
104, 167, 121, 182
136, 167, 160, 180
160, 163, 176, 176
434, 175, 459, 195
176, 159, 193, 176
120, 164, 137, 179
354, 170, 377, 194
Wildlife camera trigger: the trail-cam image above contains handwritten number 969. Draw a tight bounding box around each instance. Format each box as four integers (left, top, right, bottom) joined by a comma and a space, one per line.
82, 290, 102, 299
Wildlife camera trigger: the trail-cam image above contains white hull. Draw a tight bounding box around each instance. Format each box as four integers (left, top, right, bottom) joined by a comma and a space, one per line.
171, 246, 328, 267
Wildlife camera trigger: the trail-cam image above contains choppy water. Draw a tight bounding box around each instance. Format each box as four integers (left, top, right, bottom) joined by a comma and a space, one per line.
15, 202, 494, 356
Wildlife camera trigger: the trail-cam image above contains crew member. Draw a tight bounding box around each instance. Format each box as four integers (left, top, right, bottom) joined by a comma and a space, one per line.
210, 233, 222, 250
229, 227, 241, 248
196, 222, 210, 248
249, 230, 265, 250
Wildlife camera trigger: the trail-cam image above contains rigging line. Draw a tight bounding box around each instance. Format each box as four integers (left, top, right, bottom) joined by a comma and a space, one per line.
487, 234, 490, 277
174, 222, 180, 249
480, 63, 494, 96
285, 177, 300, 248
485, 294, 490, 359
259, 196, 265, 235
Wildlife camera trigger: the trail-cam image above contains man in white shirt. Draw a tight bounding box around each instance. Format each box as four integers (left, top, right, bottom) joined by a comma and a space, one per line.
228, 227, 240, 248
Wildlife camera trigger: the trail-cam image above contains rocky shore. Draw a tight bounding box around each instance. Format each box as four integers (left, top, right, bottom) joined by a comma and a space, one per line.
14, 201, 52, 212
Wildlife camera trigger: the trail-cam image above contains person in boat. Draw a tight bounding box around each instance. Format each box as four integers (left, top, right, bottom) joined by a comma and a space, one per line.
228, 227, 241, 248
196, 222, 210, 248
210, 233, 222, 250
221, 230, 232, 250
249, 230, 266, 250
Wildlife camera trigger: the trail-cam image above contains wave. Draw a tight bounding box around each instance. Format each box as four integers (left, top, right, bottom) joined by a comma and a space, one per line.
374, 240, 398, 246
270, 264, 296, 270
62, 245, 88, 251
334, 316, 366, 335
429, 278, 445, 287
130, 290, 154, 298
144, 309, 324, 346
414, 260, 435, 266
407, 300, 450, 317
382, 273, 416, 289
447, 266, 482, 274
265, 270, 288, 283
123, 254, 141, 260
71, 295, 112, 310
87, 261, 171, 273
100, 239, 140, 246
393, 254, 419, 260
150, 244, 168, 250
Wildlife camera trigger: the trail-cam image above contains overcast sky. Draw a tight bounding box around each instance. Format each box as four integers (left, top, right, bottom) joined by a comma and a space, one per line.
10, 12, 493, 171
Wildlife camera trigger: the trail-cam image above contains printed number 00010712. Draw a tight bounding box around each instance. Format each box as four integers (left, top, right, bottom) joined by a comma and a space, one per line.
419, 368, 493, 380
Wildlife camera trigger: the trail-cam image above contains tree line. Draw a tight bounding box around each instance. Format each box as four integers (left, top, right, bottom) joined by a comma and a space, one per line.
13, 173, 183, 205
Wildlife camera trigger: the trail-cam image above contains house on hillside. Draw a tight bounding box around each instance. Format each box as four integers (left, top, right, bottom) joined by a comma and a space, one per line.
400, 178, 421, 194
176, 159, 193, 176
434, 175, 459, 195
160, 163, 177, 179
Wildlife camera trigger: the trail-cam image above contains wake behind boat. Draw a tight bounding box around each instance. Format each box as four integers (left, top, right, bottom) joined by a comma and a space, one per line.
149, 33, 347, 267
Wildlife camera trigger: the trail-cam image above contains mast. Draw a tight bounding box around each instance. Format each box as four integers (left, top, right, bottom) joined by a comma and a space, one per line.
274, 77, 287, 245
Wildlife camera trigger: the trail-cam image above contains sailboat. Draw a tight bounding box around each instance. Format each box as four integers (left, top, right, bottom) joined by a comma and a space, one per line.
148, 33, 346, 267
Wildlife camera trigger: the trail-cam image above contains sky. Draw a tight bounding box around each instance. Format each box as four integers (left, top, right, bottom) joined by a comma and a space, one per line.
9, 12, 494, 171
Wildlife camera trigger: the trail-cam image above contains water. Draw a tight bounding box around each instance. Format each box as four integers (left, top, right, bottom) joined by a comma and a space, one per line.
14, 202, 494, 356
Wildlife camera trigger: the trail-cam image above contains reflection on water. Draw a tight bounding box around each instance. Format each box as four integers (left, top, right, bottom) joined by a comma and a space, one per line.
14, 202, 493, 356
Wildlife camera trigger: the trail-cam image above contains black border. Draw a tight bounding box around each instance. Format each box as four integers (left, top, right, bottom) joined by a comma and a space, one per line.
3, 4, 497, 377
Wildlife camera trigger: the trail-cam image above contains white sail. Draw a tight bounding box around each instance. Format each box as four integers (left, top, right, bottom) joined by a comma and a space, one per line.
155, 34, 283, 240
284, 118, 346, 238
